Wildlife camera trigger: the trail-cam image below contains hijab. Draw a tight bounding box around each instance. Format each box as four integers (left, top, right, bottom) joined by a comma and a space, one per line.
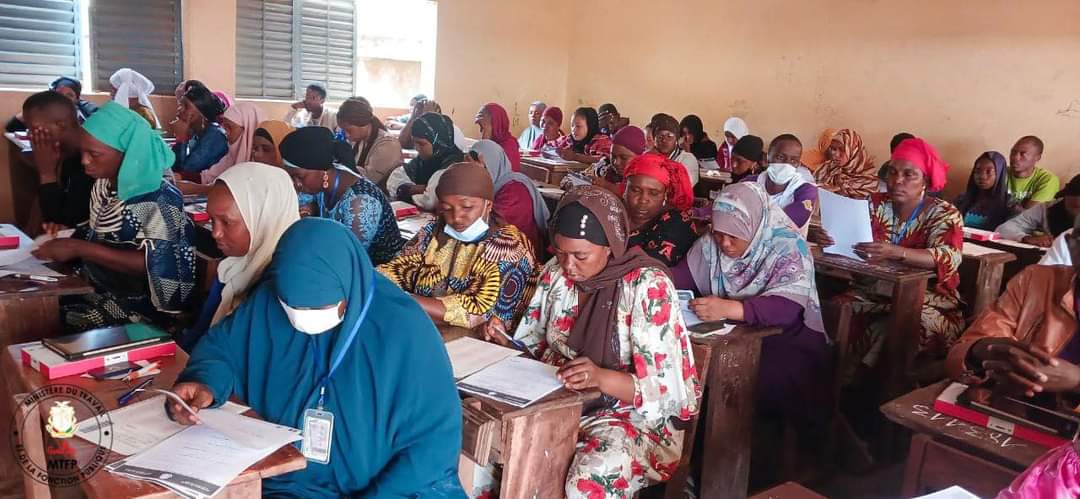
279, 126, 356, 171
723, 117, 749, 141
623, 152, 694, 211
813, 128, 878, 199
212, 163, 299, 324
686, 182, 824, 333
681, 114, 717, 161
109, 68, 155, 112
470, 139, 550, 232
802, 128, 838, 171
481, 103, 521, 171
569, 107, 601, 154
82, 102, 174, 201
202, 100, 266, 183
552, 186, 671, 370
405, 112, 464, 185
254, 120, 295, 167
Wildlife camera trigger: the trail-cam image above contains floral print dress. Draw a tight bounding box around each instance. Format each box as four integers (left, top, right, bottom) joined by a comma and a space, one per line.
508, 262, 701, 499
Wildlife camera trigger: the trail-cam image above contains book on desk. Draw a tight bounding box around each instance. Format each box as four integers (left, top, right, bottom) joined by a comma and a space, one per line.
934, 382, 1079, 447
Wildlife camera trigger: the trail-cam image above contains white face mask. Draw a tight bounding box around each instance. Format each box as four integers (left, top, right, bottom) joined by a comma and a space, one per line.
443, 216, 489, 242
766, 163, 797, 185
279, 299, 344, 335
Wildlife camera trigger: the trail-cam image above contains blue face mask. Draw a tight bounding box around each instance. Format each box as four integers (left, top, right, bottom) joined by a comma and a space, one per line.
443, 216, 489, 242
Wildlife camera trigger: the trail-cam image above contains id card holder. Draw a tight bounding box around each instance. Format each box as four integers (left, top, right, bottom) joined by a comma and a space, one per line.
302, 408, 334, 464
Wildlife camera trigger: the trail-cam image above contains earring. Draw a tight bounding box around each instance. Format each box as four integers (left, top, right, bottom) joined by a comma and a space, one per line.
322, 172, 330, 189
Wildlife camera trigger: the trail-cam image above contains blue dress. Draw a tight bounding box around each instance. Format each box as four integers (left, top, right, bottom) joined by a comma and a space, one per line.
301, 176, 404, 265
172, 124, 228, 173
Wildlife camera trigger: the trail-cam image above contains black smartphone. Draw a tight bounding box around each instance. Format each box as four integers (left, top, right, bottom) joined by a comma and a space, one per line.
87, 361, 141, 380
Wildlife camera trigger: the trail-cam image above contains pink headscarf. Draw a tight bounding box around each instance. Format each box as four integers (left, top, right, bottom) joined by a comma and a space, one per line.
212, 90, 234, 111
201, 101, 265, 184
891, 137, 949, 192
482, 103, 520, 172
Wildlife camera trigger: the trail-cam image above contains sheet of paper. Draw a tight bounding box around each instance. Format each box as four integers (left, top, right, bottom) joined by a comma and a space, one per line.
75, 395, 250, 456
0, 257, 66, 278
690, 323, 736, 337
913, 485, 980, 499
677, 290, 703, 327
817, 190, 873, 260
961, 242, 1006, 257
457, 356, 563, 407
397, 215, 432, 240
993, 238, 1047, 252
444, 336, 522, 379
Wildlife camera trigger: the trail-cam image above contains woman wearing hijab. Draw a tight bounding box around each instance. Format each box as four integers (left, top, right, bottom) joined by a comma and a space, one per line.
718, 116, 749, 172
170, 219, 465, 497
813, 138, 964, 377
171, 84, 229, 178
746, 134, 818, 232
471, 140, 550, 258
51, 77, 97, 123
624, 153, 705, 268
176, 163, 299, 351
280, 127, 403, 265
379, 163, 537, 329
649, 113, 700, 186
590, 125, 648, 193
336, 96, 402, 189
199, 97, 265, 184
679, 114, 718, 162
730, 134, 765, 183
475, 102, 521, 171
813, 128, 879, 199
32, 102, 195, 331
801, 128, 838, 172
250, 120, 294, 167
484, 186, 700, 498
109, 68, 160, 129
387, 112, 465, 201
954, 151, 1010, 230
555, 107, 612, 164
530, 105, 564, 150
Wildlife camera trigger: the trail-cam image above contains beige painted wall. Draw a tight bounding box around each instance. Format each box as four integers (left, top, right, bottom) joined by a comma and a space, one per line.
183, 0, 237, 95
564, 0, 1080, 197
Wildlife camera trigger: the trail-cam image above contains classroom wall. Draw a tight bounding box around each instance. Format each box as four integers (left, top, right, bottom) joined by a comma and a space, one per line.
563, 0, 1080, 197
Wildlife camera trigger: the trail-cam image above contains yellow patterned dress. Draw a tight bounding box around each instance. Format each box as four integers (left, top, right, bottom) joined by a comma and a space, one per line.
377, 221, 538, 328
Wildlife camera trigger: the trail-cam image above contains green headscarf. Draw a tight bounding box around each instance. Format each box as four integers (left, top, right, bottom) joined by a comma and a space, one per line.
82, 101, 174, 201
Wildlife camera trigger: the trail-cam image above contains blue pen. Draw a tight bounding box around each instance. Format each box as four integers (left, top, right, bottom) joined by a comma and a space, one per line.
117, 378, 154, 406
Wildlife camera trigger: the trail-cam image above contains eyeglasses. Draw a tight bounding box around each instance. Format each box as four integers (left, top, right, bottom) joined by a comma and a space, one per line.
655, 132, 678, 142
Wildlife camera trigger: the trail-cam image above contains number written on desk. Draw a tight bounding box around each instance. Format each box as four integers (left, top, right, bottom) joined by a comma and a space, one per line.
910, 404, 1027, 449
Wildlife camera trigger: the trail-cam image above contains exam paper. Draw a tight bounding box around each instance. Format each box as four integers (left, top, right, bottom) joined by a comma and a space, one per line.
75, 395, 250, 456
457, 356, 563, 407
444, 336, 522, 379
817, 190, 873, 260
678, 290, 703, 327
0, 257, 66, 279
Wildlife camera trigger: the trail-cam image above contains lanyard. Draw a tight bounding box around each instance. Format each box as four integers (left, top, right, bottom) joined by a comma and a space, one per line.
892, 199, 925, 245
308, 280, 374, 410
316, 173, 341, 218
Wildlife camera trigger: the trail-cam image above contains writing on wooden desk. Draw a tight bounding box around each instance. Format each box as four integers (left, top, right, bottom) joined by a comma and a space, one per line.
908, 403, 1028, 449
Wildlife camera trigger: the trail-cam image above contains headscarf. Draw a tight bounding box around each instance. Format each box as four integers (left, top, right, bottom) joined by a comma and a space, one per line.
253, 120, 294, 166
732, 135, 765, 162
435, 162, 494, 200
813, 128, 878, 199
569, 107, 601, 154
50, 77, 82, 97
109, 68, 155, 113
480, 103, 520, 171
181, 218, 462, 495
551, 186, 671, 370
612, 126, 647, 155
279, 126, 356, 171
890, 137, 949, 192
681, 115, 717, 160
183, 85, 226, 123
202, 101, 265, 183
801, 128, 838, 171
541, 106, 563, 129
212, 91, 234, 111
405, 112, 464, 185
955, 151, 1009, 225
723, 117, 749, 141
623, 152, 694, 211
212, 163, 299, 324
686, 182, 824, 333
338, 96, 387, 166
470, 140, 550, 232
82, 102, 174, 201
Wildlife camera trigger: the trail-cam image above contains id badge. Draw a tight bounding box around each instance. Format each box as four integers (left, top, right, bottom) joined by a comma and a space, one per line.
302, 408, 334, 464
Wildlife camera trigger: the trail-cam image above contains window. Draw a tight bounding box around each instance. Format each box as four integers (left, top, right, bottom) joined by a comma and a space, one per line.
90, 0, 183, 95
0, 0, 82, 89
236, 0, 295, 99
355, 0, 436, 107
298, 0, 355, 102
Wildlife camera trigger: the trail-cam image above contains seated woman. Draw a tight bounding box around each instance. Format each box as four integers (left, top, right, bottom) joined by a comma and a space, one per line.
474, 102, 521, 171
649, 113, 700, 185
679, 114, 718, 163
109, 68, 160, 129
484, 186, 700, 498
279, 127, 403, 265
555, 107, 611, 165
718, 116, 749, 172
176, 163, 299, 351
624, 153, 705, 268
470, 140, 550, 258
169, 219, 465, 497
814, 138, 964, 374
745, 134, 818, 232
813, 128, 878, 199
996, 174, 1080, 247
171, 84, 228, 179
379, 163, 537, 330
730, 134, 765, 183
249, 120, 294, 167
686, 182, 831, 438
32, 102, 195, 331
954, 151, 1011, 231
200, 97, 265, 184
588, 125, 648, 194
530, 106, 564, 151
336, 96, 402, 189
388, 112, 466, 201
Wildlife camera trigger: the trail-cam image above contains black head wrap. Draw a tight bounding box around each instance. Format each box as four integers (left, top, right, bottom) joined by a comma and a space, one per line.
50, 77, 82, 97
279, 126, 357, 171
554, 201, 609, 246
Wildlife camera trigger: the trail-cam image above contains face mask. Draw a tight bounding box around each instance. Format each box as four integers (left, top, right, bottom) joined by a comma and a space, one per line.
766, 163, 797, 185
279, 299, 344, 335
443, 216, 489, 242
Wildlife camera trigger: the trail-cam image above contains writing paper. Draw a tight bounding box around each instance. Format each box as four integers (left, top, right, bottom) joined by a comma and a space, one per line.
444, 337, 522, 379
457, 356, 563, 407
75, 395, 249, 456
817, 190, 873, 260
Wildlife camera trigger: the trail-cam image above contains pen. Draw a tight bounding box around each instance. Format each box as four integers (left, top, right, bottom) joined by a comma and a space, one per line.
121, 361, 160, 382
18, 274, 59, 283
117, 378, 154, 406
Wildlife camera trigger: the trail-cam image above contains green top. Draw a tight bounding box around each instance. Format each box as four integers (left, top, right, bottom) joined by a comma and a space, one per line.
1008, 166, 1060, 205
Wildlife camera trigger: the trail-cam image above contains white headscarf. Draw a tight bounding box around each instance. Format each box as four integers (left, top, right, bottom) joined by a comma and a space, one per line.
213, 163, 300, 324
723, 117, 749, 140
109, 68, 156, 112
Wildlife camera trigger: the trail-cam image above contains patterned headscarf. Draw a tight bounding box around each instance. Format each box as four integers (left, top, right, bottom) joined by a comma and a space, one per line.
686, 182, 824, 333
813, 128, 878, 199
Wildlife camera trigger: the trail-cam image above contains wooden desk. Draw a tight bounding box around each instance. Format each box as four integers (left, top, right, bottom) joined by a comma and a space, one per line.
694, 170, 730, 199
963, 237, 1047, 291
1, 132, 43, 234
520, 157, 588, 186
881, 382, 1046, 498
3, 345, 305, 499
689, 325, 780, 499
0, 271, 93, 348
959, 243, 1016, 318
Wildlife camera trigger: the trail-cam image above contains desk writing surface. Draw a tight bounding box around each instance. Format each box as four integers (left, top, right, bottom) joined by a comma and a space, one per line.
0, 271, 93, 301
811, 246, 936, 283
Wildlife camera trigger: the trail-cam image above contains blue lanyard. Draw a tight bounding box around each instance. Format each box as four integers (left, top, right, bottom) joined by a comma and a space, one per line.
892, 199, 925, 245
308, 279, 374, 410
316, 173, 341, 218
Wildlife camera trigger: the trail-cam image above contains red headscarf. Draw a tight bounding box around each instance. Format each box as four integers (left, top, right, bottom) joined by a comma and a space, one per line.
623, 152, 694, 210
891, 137, 949, 192
482, 102, 521, 172
541, 106, 563, 127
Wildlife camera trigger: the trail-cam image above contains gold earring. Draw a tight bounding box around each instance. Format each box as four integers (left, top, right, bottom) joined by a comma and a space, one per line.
322, 172, 330, 189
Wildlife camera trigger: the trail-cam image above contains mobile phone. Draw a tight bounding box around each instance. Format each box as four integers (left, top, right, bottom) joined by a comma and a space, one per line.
87, 361, 141, 380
